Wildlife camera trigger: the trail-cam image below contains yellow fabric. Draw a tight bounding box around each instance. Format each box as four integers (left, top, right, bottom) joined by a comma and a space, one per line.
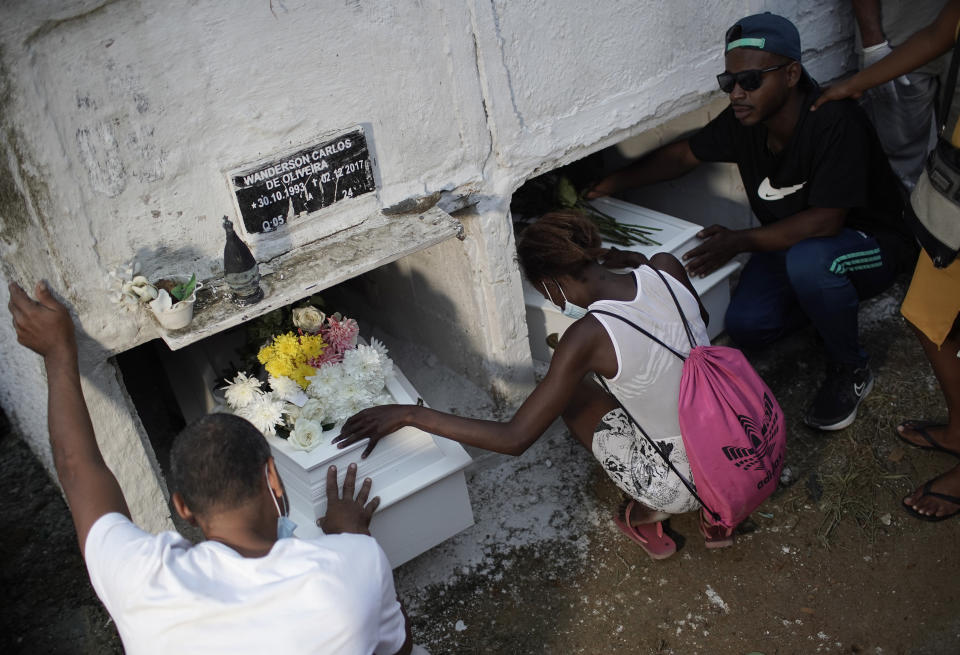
951, 19, 960, 146
900, 250, 960, 347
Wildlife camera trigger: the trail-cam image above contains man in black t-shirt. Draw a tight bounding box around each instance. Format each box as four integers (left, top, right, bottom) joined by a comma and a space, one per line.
589, 12, 916, 431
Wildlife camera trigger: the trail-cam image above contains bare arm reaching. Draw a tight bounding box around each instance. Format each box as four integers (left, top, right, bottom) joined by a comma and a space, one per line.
586, 140, 701, 199
813, 0, 960, 110
8, 282, 129, 555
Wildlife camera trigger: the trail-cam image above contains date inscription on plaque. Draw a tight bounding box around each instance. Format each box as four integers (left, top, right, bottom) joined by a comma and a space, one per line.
229, 128, 376, 234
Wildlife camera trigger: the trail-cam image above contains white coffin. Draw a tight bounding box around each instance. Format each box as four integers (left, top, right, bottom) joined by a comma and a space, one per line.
265, 360, 474, 568
523, 197, 741, 362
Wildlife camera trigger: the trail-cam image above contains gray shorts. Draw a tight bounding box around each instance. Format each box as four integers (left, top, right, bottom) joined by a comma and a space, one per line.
591, 408, 700, 514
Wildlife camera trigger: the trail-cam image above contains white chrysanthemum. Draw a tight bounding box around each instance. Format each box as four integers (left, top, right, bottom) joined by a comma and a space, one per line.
362, 370, 386, 395
306, 363, 344, 399
268, 375, 299, 400
369, 337, 389, 358
223, 372, 263, 410
327, 377, 376, 422
238, 394, 286, 437
343, 345, 382, 379
373, 391, 394, 407
379, 357, 393, 381
288, 418, 325, 452
367, 338, 393, 380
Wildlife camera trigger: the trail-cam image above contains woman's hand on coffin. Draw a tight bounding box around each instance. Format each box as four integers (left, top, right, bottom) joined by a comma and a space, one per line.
317, 463, 379, 535
335, 404, 411, 458
682, 225, 743, 277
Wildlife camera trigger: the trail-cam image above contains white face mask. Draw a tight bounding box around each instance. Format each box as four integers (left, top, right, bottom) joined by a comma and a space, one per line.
265, 464, 297, 539
543, 279, 588, 320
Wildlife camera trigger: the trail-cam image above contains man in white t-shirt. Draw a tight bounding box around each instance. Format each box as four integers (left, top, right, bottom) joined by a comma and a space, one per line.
8, 281, 413, 655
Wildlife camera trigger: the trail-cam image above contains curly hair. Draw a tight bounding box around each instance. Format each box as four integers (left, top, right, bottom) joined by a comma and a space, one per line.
517, 210, 606, 284
169, 413, 272, 517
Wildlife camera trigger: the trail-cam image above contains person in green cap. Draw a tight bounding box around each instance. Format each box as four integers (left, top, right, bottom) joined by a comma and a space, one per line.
589, 12, 916, 432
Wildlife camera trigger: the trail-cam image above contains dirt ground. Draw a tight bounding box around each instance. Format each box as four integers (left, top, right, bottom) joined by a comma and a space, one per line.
2, 279, 959, 654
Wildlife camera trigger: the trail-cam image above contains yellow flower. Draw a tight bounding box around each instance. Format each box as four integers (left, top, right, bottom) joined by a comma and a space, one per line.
264, 357, 295, 380
274, 333, 301, 358
300, 334, 326, 359
257, 344, 276, 365
291, 362, 317, 389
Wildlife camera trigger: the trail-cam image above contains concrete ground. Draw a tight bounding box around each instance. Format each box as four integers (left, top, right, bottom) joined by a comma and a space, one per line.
2, 278, 959, 654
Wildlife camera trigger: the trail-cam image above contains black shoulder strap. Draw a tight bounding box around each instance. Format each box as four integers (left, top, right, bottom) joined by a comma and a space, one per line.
588, 264, 698, 358
649, 266, 697, 349
940, 32, 960, 135
589, 309, 687, 361
593, 373, 719, 522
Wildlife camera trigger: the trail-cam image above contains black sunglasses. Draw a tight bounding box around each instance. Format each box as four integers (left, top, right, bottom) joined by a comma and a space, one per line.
716, 63, 788, 93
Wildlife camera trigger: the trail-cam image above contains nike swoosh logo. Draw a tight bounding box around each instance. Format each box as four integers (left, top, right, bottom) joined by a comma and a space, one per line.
757, 177, 806, 200
854, 382, 866, 396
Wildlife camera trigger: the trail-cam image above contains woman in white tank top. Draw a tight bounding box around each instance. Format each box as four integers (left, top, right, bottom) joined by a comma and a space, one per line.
589, 265, 709, 517
336, 211, 715, 559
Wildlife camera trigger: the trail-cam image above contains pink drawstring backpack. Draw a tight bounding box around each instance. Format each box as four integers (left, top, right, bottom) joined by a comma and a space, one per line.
590, 267, 786, 531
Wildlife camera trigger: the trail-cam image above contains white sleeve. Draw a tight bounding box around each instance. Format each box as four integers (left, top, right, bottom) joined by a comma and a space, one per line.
371, 542, 407, 655
83, 512, 184, 618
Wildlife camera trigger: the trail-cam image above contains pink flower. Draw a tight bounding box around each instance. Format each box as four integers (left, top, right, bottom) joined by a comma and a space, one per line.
322, 316, 359, 354
309, 349, 343, 367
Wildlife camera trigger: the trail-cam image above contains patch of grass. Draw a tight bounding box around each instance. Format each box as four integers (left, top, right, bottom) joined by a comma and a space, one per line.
814, 434, 910, 547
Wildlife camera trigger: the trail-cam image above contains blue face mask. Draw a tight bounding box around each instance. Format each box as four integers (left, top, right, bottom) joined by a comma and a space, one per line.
543, 279, 588, 320
266, 465, 298, 539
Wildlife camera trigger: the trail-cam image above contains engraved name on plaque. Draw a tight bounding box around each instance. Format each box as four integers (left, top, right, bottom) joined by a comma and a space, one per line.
228, 127, 376, 235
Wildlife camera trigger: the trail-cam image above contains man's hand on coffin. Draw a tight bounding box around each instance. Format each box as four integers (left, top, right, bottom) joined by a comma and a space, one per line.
317, 463, 379, 535
682, 225, 744, 277
8, 281, 77, 364
335, 405, 410, 458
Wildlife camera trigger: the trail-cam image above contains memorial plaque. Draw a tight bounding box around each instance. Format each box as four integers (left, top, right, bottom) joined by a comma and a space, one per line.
229, 128, 376, 235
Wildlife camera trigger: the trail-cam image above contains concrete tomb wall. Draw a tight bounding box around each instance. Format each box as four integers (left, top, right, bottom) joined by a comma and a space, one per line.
0, 0, 854, 530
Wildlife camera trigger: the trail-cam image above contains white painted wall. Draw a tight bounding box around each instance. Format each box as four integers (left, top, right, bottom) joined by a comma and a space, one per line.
0, 0, 854, 528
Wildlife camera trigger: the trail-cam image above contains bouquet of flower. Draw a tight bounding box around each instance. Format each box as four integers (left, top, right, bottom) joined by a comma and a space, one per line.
221, 306, 395, 452
511, 172, 661, 246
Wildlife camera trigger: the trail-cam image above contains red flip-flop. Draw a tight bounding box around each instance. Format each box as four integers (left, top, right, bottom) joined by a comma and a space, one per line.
699, 509, 735, 549
613, 500, 676, 560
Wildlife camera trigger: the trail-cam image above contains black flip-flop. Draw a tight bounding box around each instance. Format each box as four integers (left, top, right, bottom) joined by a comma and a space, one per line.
896, 420, 960, 460
902, 479, 960, 522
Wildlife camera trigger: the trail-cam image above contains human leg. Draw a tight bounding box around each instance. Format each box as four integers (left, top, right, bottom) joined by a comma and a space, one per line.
860, 72, 938, 190
562, 379, 674, 525
574, 394, 679, 557
898, 319, 960, 454
785, 231, 899, 429
723, 252, 807, 349
901, 319, 960, 519
785, 230, 898, 367
897, 253, 960, 518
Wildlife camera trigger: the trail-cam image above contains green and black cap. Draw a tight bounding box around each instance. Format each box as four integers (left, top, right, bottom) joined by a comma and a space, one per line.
725, 12, 802, 62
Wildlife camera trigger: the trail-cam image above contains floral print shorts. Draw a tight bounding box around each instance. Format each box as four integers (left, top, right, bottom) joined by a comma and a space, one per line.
591, 408, 700, 514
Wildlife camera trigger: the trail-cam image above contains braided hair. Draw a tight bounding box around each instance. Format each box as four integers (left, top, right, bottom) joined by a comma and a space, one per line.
517, 210, 606, 285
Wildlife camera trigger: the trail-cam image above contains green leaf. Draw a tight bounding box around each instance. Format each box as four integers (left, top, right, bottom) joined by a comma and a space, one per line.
171, 273, 197, 302
555, 177, 579, 208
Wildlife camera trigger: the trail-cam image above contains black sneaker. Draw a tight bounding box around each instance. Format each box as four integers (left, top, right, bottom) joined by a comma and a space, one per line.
804, 362, 874, 431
